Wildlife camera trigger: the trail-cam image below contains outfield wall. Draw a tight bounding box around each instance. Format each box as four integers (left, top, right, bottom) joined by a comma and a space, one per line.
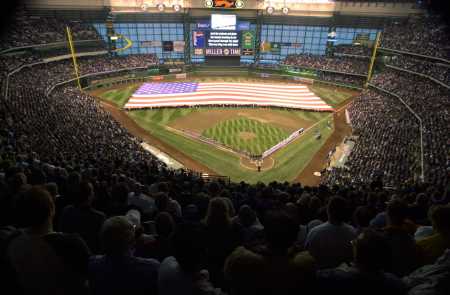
82, 66, 364, 93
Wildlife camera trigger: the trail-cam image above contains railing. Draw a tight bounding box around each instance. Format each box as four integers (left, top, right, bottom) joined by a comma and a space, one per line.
378, 47, 450, 65
385, 64, 450, 90
0, 39, 104, 55
368, 83, 424, 182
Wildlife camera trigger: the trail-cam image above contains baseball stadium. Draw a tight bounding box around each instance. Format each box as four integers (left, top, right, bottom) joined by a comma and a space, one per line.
0, 0, 449, 294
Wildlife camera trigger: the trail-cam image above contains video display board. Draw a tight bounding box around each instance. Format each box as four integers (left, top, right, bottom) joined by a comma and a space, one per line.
205, 31, 240, 56
193, 14, 255, 57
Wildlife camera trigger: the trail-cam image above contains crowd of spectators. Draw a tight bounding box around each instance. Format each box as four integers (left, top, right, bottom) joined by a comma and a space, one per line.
6, 53, 158, 94
381, 15, 450, 59
1, 163, 449, 294
322, 89, 421, 187
317, 71, 366, 87
283, 54, 369, 75
0, 11, 449, 294
333, 44, 372, 57
0, 11, 101, 51
370, 69, 449, 186
386, 54, 450, 86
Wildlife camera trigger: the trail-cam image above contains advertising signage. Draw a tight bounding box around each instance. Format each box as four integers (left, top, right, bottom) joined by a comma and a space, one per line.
205, 48, 241, 56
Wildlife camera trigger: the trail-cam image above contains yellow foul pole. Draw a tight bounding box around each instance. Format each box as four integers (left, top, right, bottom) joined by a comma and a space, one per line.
66, 26, 82, 90
365, 32, 381, 88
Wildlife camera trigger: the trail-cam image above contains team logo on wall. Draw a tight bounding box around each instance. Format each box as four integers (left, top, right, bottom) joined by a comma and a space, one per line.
205, 0, 244, 9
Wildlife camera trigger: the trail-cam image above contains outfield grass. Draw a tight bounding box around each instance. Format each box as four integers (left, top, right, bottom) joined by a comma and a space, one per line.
202, 117, 289, 155
100, 84, 138, 108
126, 107, 333, 183
95, 82, 353, 183
309, 84, 355, 107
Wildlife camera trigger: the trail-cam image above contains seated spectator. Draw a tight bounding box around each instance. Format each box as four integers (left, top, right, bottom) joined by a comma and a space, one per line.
6, 186, 91, 295
317, 229, 406, 295
59, 181, 106, 253
224, 210, 316, 295
305, 196, 356, 269
383, 199, 420, 276
417, 205, 450, 266
159, 223, 224, 295
89, 216, 160, 295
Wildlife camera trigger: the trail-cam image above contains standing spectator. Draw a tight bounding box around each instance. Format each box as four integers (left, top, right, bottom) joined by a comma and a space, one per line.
89, 216, 160, 295
159, 223, 224, 295
305, 196, 357, 269
317, 229, 406, 295
203, 197, 239, 288
135, 212, 175, 261
224, 210, 316, 295
383, 199, 420, 276
417, 205, 450, 266
59, 181, 106, 253
6, 186, 91, 295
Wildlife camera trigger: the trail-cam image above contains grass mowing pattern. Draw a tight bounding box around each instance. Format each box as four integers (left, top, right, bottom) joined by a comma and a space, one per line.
309, 84, 354, 106
128, 109, 333, 183
99, 84, 138, 108
202, 117, 289, 155
94, 82, 354, 183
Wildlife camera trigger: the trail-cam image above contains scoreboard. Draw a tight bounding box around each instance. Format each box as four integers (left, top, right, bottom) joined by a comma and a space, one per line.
193, 14, 255, 57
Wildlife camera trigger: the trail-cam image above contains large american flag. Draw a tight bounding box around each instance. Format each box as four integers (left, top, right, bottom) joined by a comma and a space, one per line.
124, 82, 333, 111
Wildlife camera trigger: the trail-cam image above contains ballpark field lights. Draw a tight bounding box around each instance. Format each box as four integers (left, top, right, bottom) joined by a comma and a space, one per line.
282, 7, 289, 15
157, 3, 165, 12
266, 6, 274, 15
173, 4, 181, 12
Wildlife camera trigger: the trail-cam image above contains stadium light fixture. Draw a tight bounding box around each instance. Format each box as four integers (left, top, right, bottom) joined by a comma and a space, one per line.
205, 0, 214, 8
266, 6, 274, 15
157, 3, 165, 12
173, 4, 182, 12
282, 7, 289, 15
141, 3, 149, 11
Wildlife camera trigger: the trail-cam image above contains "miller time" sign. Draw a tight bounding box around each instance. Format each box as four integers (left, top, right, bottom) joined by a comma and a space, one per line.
205, 48, 241, 56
